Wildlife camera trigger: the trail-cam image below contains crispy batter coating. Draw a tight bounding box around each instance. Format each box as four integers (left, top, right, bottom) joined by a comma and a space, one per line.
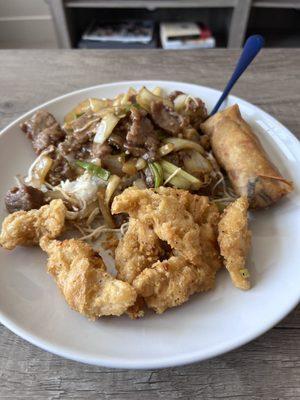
218, 197, 251, 290
40, 237, 137, 319
201, 105, 293, 208
112, 187, 222, 314
0, 199, 66, 250
115, 218, 165, 318
112, 187, 221, 268
115, 218, 165, 283
133, 256, 216, 314
126, 296, 146, 319
156, 187, 221, 270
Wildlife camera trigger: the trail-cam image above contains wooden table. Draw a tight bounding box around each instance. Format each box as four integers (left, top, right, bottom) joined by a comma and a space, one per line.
0, 49, 299, 399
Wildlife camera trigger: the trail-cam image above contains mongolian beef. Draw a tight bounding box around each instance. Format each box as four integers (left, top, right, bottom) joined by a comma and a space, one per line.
0, 86, 293, 320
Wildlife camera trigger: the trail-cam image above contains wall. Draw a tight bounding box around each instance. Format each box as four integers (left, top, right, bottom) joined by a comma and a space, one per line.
0, 0, 57, 48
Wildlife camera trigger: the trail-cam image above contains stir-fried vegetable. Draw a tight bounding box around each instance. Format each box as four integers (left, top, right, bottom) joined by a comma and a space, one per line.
136, 158, 147, 171
160, 160, 202, 190
173, 94, 188, 112
136, 87, 173, 112
25, 150, 53, 189
97, 188, 115, 228
102, 154, 125, 176
162, 137, 206, 156
72, 114, 102, 133
93, 113, 121, 146
76, 160, 110, 181
182, 150, 213, 177
105, 175, 121, 204
117, 87, 137, 107
152, 87, 164, 96
64, 98, 112, 125
66, 201, 98, 221
133, 178, 147, 189
148, 162, 164, 188
122, 159, 138, 176
158, 142, 175, 156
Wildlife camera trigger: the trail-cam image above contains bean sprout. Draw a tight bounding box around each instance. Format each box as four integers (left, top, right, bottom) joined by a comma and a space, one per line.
87, 207, 100, 226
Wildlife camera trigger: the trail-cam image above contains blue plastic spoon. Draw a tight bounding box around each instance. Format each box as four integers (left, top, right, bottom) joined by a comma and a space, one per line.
210, 35, 265, 116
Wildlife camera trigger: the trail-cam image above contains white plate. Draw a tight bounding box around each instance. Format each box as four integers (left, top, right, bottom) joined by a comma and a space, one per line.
0, 81, 299, 369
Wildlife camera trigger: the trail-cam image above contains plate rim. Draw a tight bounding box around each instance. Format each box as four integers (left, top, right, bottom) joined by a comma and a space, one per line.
0, 79, 299, 369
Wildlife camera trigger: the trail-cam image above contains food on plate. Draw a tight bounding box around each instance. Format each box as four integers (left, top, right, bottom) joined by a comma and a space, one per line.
40, 237, 137, 319
218, 197, 251, 290
5, 183, 45, 213
112, 187, 222, 313
115, 218, 165, 283
112, 187, 221, 267
201, 105, 293, 208
133, 256, 216, 314
126, 296, 146, 319
20, 110, 66, 155
0, 199, 66, 250
0, 86, 292, 319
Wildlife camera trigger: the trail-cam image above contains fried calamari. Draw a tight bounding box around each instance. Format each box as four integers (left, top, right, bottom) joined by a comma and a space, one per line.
0, 199, 66, 250
218, 197, 251, 290
40, 237, 137, 319
115, 218, 165, 284
133, 256, 216, 314
112, 187, 221, 268
112, 187, 222, 313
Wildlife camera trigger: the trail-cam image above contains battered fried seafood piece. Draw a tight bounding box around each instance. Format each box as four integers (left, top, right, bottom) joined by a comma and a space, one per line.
112, 187, 222, 314
133, 256, 216, 314
115, 218, 165, 284
40, 237, 137, 319
218, 197, 251, 290
126, 296, 146, 319
156, 187, 221, 271
112, 187, 221, 267
201, 105, 293, 208
0, 199, 66, 250
115, 218, 166, 318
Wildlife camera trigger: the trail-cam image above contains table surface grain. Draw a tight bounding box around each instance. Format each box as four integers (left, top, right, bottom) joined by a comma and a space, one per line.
0, 49, 299, 400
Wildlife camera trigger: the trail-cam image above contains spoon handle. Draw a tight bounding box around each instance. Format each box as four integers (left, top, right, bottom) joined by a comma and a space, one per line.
210, 35, 265, 116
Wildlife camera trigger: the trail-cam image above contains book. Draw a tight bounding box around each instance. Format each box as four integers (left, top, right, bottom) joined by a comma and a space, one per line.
82, 21, 154, 44
160, 22, 216, 49
77, 38, 157, 49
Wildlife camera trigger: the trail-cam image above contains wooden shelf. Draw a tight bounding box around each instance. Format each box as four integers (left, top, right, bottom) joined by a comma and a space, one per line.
253, 0, 300, 8
65, 0, 236, 8
47, 0, 300, 49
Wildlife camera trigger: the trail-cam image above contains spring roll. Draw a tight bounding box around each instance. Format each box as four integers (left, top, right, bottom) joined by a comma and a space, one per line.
201, 105, 293, 208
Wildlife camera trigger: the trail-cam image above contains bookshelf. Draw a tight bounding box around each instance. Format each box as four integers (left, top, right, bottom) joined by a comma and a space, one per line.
46, 0, 300, 49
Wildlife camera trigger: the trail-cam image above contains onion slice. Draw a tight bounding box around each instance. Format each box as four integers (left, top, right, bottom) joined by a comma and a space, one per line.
93, 113, 121, 146
160, 160, 202, 190
136, 87, 173, 112
162, 137, 206, 156
105, 175, 121, 205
